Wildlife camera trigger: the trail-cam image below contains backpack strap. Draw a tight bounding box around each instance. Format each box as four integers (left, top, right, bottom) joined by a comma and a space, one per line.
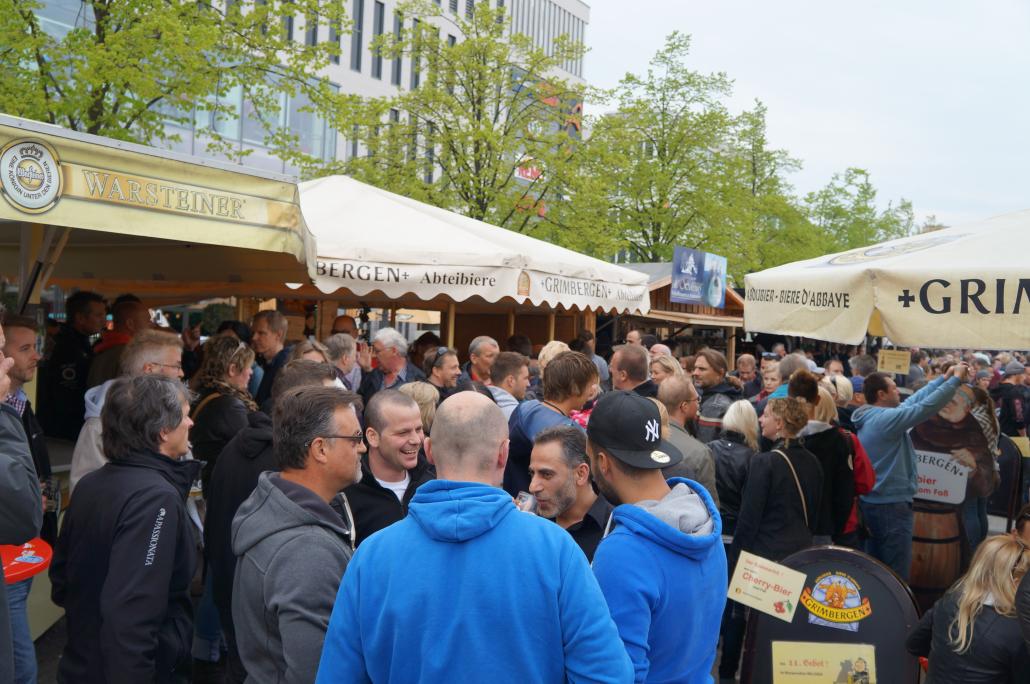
190, 392, 222, 422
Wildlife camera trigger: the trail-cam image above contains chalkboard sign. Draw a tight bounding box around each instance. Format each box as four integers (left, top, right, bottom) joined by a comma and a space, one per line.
740, 546, 920, 684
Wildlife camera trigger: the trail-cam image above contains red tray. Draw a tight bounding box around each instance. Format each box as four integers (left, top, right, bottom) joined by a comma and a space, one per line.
2, 538, 52, 584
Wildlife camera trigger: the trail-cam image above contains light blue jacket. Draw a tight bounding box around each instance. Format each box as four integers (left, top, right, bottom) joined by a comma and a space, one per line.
853, 376, 962, 504
316, 480, 633, 683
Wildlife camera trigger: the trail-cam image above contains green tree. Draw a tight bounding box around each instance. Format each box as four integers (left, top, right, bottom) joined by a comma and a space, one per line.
803, 167, 914, 252
0, 0, 345, 156
297, 1, 587, 238
560, 33, 755, 266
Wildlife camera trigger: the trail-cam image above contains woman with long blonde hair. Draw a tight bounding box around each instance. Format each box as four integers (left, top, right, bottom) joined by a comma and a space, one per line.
907, 534, 1030, 681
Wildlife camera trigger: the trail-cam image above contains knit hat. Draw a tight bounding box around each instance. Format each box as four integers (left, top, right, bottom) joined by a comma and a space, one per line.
1005, 361, 1026, 376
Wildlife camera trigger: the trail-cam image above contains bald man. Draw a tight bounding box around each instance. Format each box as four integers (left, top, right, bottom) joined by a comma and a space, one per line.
316, 393, 632, 683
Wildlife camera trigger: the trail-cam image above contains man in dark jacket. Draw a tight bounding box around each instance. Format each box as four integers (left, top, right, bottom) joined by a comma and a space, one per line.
37, 290, 106, 440
232, 386, 363, 683
50, 375, 201, 683
996, 361, 1028, 437
345, 389, 435, 546
357, 327, 426, 407
0, 333, 43, 684
693, 348, 743, 443
608, 344, 658, 398
251, 310, 292, 406
205, 360, 337, 683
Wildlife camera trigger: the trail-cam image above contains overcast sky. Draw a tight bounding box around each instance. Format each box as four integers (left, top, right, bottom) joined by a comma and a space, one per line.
583, 0, 1030, 228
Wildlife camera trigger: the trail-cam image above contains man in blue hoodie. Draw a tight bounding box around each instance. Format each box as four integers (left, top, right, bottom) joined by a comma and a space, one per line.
316, 391, 633, 683
588, 391, 727, 683
852, 362, 968, 580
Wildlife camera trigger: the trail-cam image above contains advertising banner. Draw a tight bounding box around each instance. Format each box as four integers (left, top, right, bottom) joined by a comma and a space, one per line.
727, 551, 806, 623
671, 246, 727, 308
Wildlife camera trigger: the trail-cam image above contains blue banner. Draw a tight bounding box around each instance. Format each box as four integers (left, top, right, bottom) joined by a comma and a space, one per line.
671, 246, 727, 308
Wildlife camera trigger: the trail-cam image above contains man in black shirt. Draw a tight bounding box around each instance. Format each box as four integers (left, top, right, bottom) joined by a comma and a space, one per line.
529, 425, 611, 561
997, 361, 1028, 437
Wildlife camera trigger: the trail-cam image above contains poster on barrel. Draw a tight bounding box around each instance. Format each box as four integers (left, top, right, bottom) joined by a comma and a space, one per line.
908, 383, 1000, 613
740, 547, 921, 683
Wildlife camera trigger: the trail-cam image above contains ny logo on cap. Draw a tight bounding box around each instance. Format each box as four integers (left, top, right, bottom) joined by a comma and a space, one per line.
644, 418, 659, 442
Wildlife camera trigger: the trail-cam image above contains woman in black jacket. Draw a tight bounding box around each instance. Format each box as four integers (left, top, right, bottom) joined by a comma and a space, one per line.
709, 399, 759, 538
720, 396, 823, 682
190, 335, 258, 496
907, 534, 1030, 683
789, 372, 854, 544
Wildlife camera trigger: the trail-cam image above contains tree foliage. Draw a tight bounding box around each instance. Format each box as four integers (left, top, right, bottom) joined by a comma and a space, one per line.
296, 1, 586, 241
0, 0, 345, 156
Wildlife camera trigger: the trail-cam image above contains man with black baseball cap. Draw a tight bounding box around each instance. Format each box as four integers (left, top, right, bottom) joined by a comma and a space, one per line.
587, 390, 727, 683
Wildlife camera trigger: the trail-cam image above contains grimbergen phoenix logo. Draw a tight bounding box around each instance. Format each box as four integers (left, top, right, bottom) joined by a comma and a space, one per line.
800, 571, 872, 632
1, 138, 63, 213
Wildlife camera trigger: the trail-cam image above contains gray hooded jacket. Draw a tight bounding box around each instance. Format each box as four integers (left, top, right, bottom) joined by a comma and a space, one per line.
231, 472, 353, 684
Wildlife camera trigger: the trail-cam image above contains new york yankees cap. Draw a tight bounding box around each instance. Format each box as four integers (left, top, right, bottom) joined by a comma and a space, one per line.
586, 391, 683, 469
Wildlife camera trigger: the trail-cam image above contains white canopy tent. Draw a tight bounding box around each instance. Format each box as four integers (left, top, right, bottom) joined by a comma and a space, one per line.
743, 212, 1030, 349
301, 175, 651, 315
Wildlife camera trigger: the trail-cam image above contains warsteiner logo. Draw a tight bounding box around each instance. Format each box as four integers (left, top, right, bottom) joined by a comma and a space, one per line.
800, 571, 872, 632
1, 138, 63, 214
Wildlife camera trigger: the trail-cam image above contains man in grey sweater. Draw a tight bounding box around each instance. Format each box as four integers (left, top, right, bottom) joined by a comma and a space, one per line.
232, 386, 364, 683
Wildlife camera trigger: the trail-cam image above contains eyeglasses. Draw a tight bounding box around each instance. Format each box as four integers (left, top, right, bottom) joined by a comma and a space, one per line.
429, 346, 453, 367
306, 433, 364, 448
152, 362, 183, 371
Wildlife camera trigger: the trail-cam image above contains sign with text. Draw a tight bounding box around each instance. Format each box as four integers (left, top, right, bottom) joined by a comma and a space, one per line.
914, 449, 970, 504
772, 641, 876, 683
728, 551, 807, 623
877, 349, 910, 375
671, 246, 727, 308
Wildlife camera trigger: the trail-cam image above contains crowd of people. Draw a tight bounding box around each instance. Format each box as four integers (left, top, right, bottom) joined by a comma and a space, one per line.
3, 292, 1030, 683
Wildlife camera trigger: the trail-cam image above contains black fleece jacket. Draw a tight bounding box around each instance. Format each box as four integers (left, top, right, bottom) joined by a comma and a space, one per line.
50, 450, 201, 684
343, 453, 435, 547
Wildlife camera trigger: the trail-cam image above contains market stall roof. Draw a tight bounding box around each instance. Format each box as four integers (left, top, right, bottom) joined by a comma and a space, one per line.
0, 114, 313, 308
622, 261, 744, 328
301, 175, 651, 315
744, 214, 1030, 348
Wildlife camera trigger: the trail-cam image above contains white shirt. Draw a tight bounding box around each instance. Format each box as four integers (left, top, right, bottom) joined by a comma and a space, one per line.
375, 472, 411, 502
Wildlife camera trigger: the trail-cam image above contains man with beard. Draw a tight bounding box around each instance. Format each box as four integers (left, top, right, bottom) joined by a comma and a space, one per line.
693, 349, 743, 443
344, 390, 435, 546
587, 391, 726, 683
423, 346, 463, 403
528, 425, 611, 561
911, 384, 999, 550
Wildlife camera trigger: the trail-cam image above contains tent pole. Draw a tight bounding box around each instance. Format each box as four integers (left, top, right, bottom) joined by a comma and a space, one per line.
547, 312, 556, 341
507, 310, 516, 337
445, 302, 456, 348
727, 327, 736, 370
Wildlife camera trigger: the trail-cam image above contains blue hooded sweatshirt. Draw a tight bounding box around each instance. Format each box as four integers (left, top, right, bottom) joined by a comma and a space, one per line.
852, 375, 962, 504
593, 478, 727, 683
504, 400, 581, 496
315, 480, 633, 683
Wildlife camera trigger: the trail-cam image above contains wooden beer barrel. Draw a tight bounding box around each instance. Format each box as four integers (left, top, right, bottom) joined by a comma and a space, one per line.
909, 501, 965, 614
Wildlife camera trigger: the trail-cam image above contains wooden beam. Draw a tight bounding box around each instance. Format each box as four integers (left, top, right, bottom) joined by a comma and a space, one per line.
445, 302, 456, 348
547, 312, 556, 341
507, 309, 516, 336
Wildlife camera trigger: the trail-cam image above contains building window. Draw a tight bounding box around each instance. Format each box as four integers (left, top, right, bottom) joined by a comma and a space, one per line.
329, 19, 341, 64
424, 122, 435, 183
410, 18, 420, 89
304, 12, 317, 46
350, 125, 360, 159
449, 0, 458, 13
391, 11, 402, 86
465, 0, 473, 19
371, 1, 385, 79
282, 0, 294, 41
350, 0, 364, 71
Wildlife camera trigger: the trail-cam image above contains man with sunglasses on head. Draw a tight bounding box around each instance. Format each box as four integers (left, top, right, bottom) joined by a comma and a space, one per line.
423, 346, 463, 403
232, 386, 364, 684
344, 390, 436, 547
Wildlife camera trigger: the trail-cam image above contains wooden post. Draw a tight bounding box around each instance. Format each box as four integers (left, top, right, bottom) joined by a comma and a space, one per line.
445, 302, 456, 348
507, 309, 516, 337
727, 326, 737, 370
547, 311, 556, 341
